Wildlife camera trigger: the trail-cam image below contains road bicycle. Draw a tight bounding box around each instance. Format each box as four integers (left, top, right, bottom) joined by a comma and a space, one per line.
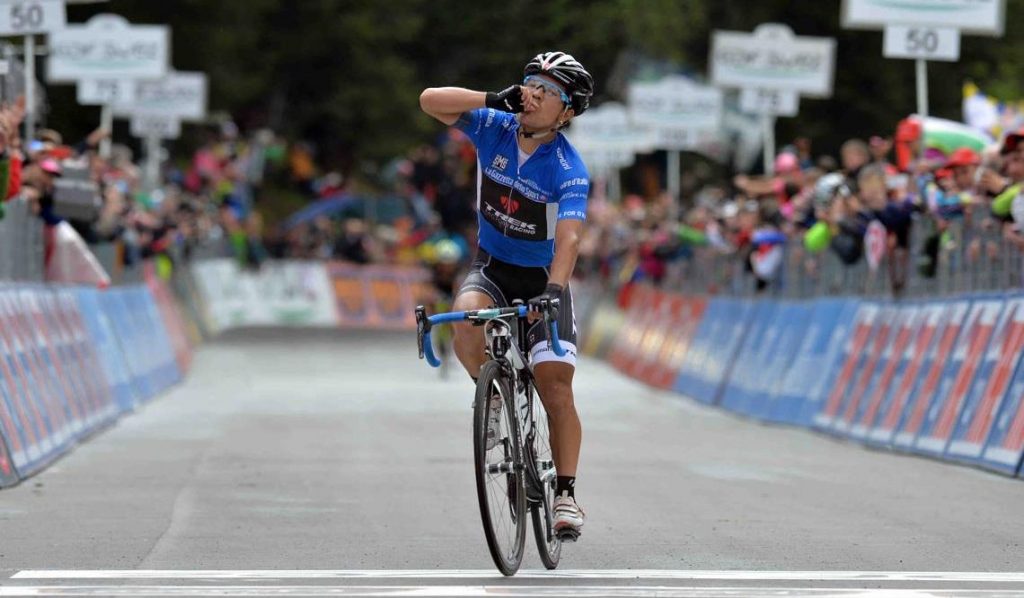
415, 298, 566, 576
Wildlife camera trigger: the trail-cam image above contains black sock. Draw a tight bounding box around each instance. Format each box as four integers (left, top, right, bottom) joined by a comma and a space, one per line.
556, 476, 575, 498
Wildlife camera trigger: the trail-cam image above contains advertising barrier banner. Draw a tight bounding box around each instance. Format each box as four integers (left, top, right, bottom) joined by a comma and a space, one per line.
947, 297, 1024, 463
834, 305, 900, 438
756, 302, 815, 422
674, 298, 754, 405
914, 299, 1002, 456
721, 300, 780, 415
192, 259, 338, 332
867, 303, 946, 445
815, 303, 881, 430
848, 303, 923, 440
648, 296, 707, 389
893, 300, 972, 450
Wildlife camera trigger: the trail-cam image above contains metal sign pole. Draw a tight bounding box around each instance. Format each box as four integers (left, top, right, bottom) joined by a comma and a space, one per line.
23, 34, 34, 142
100, 104, 112, 158
667, 149, 680, 219
609, 168, 622, 203
915, 58, 929, 118
145, 133, 160, 190
762, 113, 776, 176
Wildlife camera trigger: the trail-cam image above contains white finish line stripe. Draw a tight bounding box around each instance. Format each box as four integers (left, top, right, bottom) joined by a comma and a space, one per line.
13, 570, 1024, 582
0, 587, 1022, 597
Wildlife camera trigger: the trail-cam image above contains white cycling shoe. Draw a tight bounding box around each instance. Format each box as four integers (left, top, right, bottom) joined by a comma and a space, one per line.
552, 492, 585, 541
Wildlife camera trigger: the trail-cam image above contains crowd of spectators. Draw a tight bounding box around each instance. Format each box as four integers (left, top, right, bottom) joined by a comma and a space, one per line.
579, 119, 1024, 298
7, 90, 1024, 302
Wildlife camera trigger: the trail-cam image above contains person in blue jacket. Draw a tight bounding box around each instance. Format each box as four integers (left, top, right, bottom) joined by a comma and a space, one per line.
420, 51, 593, 539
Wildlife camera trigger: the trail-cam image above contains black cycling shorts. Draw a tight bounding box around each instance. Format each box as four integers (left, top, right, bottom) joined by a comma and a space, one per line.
456, 249, 578, 367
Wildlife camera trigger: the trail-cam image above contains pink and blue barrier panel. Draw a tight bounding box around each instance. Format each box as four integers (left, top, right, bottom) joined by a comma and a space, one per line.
585, 282, 1024, 479
0, 282, 190, 487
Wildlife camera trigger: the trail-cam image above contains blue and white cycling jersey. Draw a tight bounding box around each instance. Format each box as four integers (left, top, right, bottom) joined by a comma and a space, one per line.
455, 108, 589, 268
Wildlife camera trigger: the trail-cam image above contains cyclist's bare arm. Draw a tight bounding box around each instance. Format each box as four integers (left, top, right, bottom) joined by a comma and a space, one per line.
419, 87, 487, 125
420, 86, 535, 126
548, 219, 583, 287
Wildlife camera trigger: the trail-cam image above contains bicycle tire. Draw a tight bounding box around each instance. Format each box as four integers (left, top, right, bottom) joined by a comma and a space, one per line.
473, 360, 527, 576
527, 384, 561, 570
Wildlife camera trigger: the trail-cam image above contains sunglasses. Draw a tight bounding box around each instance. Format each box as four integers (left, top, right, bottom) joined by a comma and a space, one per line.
523, 75, 570, 105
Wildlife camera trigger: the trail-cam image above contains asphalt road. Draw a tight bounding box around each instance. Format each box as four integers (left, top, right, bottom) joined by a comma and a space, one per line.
1, 329, 1023, 597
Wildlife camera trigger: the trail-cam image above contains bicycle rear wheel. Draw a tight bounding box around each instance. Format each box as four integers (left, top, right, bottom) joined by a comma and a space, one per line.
527, 384, 561, 569
473, 360, 527, 576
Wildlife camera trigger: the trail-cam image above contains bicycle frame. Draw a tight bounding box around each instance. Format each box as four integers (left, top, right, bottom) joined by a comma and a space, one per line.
414, 302, 563, 539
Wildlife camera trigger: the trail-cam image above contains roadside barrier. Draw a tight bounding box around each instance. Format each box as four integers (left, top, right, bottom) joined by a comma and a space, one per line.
0, 279, 192, 487
578, 281, 1024, 478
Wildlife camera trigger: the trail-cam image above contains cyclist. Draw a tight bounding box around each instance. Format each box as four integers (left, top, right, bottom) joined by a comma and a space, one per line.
419, 51, 592, 540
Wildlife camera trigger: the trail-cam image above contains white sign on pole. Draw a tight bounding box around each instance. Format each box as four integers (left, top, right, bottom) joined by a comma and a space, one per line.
76, 78, 137, 106
0, 0, 65, 36
47, 14, 169, 82
711, 23, 836, 98
114, 71, 208, 121
842, 0, 1005, 36
740, 88, 800, 117
130, 113, 180, 140
565, 102, 654, 173
627, 76, 722, 150
883, 25, 960, 61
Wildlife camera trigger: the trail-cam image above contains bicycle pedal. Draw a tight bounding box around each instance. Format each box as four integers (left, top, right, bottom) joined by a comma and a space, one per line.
555, 528, 580, 542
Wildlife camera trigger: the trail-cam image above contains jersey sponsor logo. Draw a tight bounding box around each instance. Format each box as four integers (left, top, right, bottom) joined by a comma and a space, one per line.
484, 202, 538, 236
500, 194, 520, 214
560, 177, 588, 190
556, 147, 572, 171
480, 177, 548, 241
491, 154, 509, 171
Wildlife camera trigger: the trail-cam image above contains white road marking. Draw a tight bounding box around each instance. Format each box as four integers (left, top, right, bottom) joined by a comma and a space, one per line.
13, 570, 1024, 582
9, 571, 1024, 598
0, 587, 1023, 597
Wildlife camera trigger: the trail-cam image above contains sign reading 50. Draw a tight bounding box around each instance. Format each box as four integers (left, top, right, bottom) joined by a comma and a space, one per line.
0, 0, 66, 35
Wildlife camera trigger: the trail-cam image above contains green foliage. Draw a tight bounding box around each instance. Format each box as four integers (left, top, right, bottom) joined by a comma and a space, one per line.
46, 0, 1024, 171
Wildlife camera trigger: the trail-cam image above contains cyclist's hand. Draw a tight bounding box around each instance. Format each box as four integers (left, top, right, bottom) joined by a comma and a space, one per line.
485, 85, 526, 114
527, 283, 562, 322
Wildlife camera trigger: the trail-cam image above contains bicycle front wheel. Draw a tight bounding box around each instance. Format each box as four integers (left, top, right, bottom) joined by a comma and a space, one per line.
528, 384, 562, 570
473, 360, 527, 576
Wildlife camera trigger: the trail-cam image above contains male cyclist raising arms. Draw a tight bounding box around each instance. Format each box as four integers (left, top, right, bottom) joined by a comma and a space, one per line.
419, 52, 593, 539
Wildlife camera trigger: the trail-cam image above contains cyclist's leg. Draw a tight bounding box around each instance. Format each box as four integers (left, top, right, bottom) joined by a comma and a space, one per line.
533, 362, 579, 476
527, 285, 581, 476
529, 289, 585, 537
453, 291, 492, 377
453, 251, 508, 378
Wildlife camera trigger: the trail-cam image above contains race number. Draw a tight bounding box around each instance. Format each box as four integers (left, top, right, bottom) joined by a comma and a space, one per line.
739, 88, 799, 117
130, 114, 181, 140
77, 79, 137, 106
0, 0, 66, 35
883, 26, 960, 62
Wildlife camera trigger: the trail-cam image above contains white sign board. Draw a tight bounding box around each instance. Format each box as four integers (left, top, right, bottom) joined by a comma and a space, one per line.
740, 88, 800, 117
130, 114, 180, 139
627, 76, 723, 150
842, 0, 1004, 36
47, 14, 169, 83
114, 71, 208, 121
711, 23, 836, 98
566, 102, 654, 173
883, 25, 960, 61
76, 78, 137, 106
0, 0, 65, 36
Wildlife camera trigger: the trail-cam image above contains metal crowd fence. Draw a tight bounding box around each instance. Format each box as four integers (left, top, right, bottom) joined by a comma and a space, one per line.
662, 215, 1024, 300
0, 197, 43, 283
